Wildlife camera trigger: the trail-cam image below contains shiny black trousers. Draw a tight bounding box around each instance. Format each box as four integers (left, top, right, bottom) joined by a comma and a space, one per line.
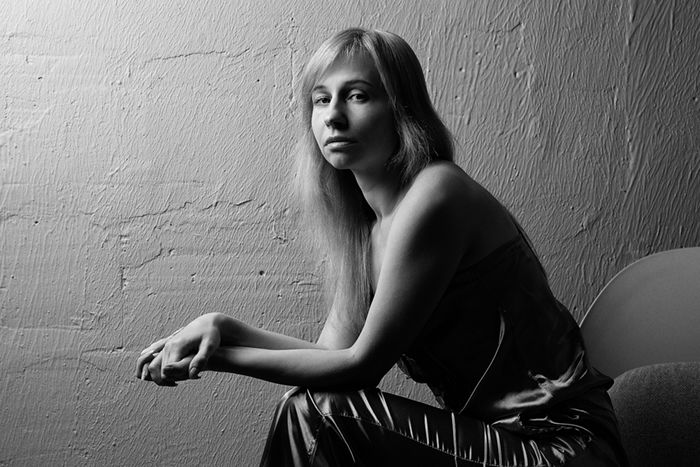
259, 387, 626, 466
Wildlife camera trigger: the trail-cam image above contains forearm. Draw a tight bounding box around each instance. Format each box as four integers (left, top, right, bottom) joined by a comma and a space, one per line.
139, 313, 335, 385
205, 345, 381, 389
211, 312, 323, 351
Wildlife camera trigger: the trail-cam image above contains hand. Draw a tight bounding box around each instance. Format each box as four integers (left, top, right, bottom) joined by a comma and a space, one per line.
142, 351, 194, 386
136, 327, 182, 383
136, 313, 222, 384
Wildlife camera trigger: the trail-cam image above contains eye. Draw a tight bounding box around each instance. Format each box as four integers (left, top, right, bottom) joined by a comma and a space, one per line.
312, 94, 330, 106
347, 91, 368, 102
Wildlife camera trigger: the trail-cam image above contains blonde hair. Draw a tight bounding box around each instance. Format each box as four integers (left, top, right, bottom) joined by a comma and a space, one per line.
295, 28, 453, 335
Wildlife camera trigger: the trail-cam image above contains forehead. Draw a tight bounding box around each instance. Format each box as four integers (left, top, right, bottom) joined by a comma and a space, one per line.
313, 53, 381, 89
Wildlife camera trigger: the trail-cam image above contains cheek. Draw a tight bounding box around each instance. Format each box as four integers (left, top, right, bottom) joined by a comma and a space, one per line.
369, 112, 397, 149
310, 114, 324, 147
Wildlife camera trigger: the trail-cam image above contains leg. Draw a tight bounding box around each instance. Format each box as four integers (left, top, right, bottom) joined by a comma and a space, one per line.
259, 387, 606, 467
259, 387, 461, 467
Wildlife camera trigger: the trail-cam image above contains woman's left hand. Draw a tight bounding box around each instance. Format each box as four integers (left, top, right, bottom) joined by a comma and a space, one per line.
136, 313, 222, 384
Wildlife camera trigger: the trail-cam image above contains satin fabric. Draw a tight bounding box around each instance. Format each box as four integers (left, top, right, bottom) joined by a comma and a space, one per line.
259, 386, 625, 466
397, 235, 613, 425
260, 234, 627, 465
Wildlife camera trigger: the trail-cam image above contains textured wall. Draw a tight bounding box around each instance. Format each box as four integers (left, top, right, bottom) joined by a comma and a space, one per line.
1, 0, 698, 465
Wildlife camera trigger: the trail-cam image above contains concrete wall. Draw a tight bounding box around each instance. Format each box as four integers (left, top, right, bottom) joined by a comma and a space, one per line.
1, 0, 698, 465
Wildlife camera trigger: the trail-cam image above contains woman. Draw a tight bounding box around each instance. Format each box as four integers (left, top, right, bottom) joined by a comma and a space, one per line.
136, 28, 627, 466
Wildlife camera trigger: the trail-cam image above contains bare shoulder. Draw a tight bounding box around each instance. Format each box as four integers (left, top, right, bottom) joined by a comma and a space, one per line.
397, 161, 519, 259
391, 162, 477, 247
400, 161, 480, 218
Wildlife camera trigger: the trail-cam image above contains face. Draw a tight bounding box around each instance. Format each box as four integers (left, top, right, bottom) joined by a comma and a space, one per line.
310, 54, 398, 175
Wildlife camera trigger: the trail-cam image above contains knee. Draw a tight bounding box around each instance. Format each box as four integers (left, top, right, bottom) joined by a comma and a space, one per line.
271, 387, 379, 427
260, 389, 321, 466
271, 388, 316, 428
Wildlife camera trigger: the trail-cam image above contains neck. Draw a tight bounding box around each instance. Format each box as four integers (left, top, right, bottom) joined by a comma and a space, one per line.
352, 166, 404, 221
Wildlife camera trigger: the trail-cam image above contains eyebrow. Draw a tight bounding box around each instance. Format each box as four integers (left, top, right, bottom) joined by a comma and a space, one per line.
312, 79, 376, 92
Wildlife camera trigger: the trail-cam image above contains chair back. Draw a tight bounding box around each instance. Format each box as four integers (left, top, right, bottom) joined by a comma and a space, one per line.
580, 247, 700, 378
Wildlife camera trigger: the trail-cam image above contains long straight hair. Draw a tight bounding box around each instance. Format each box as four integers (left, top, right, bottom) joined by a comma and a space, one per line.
295, 28, 454, 335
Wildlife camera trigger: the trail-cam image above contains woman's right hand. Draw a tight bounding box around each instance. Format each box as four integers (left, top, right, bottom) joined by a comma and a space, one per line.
136, 328, 182, 382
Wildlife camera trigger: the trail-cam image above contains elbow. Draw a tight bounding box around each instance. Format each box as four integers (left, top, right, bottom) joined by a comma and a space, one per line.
335, 368, 383, 391
344, 347, 390, 389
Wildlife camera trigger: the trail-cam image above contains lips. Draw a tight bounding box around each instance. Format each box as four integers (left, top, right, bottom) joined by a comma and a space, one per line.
324, 136, 357, 146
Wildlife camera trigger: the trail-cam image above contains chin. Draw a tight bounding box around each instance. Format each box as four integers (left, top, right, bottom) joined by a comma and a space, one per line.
323, 153, 357, 171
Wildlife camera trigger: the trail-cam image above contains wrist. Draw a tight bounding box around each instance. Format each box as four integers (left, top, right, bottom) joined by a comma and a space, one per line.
205, 347, 236, 373
209, 312, 238, 345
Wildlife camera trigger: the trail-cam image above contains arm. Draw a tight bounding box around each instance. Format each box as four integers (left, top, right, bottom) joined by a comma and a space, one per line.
136, 296, 358, 384
316, 293, 361, 350
181, 168, 472, 389
218, 315, 323, 350
136, 312, 324, 383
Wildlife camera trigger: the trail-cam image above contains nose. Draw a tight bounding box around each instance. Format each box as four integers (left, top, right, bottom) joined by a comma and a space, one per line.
324, 98, 347, 129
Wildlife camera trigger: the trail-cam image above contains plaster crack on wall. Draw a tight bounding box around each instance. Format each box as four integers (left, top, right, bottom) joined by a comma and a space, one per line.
201, 198, 252, 211
0, 212, 20, 224
465, 54, 483, 126
119, 266, 127, 292
570, 213, 602, 239
508, 21, 523, 33
124, 201, 192, 222
3, 31, 46, 41
624, 125, 638, 196
129, 247, 170, 270
88, 201, 197, 232
139, 47, 256, 72
268, 207, 289, 244
143, 50, 230, 66
623, 0, 639, 202
290, 279, 319, 288
81, 346, 125, 355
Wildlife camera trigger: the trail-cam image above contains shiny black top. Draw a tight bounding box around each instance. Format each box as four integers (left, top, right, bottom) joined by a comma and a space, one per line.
398, 234, 612, 426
